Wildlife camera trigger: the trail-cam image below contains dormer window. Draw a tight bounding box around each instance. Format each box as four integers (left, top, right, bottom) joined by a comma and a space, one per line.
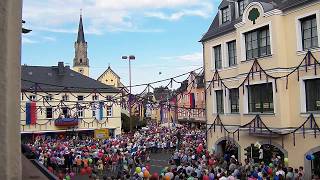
221, 7, 230, 23
238, 0, 248, 17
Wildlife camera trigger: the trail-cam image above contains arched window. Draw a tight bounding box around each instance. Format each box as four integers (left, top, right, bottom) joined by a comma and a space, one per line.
79, 59, 83, 63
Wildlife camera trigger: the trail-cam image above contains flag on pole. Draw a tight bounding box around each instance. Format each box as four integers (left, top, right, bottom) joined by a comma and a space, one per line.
96, 101, 104, 120
26, 101, 37, 125
160, 105, 163, 123
189, 93, 195, 109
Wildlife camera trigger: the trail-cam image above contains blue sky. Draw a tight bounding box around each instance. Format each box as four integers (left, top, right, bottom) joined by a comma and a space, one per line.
22, 0, 221, 92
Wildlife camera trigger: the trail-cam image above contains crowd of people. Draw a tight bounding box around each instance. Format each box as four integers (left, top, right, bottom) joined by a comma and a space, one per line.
22, 122, 318, 180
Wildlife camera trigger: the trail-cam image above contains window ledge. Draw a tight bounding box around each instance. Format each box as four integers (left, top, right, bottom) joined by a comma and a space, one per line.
300, 112, 320, 117
211, 65, 238, 72
223, 65, 238, 71
243, 113, 275, 116
212, 113, 225, 116
223, 113, 240, 116
296, 48, 320, 56
240, 55, 273, 63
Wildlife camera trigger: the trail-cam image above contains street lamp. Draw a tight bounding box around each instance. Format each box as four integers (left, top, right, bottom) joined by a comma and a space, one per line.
122, 55, 135, 132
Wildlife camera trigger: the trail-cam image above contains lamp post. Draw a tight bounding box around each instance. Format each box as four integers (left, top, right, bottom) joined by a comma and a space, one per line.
122, 55, 135, 132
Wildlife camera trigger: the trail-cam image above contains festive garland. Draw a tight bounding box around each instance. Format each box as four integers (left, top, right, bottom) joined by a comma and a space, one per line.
20, 67, 207, 130
207, 113, 320, 148
206, 51, 319, 94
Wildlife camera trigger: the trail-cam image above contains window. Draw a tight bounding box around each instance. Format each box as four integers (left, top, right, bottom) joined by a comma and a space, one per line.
229, 88, 239, 113
216, 90, 224, 113
245, 26, 271, 60
248, 83, 274, 113
238, 0, 248, 16
29, 95, 36, 101
21, 93, 24, 101
92, 95, 99, 101
106, 106, 112, 117
62, 107, 69, 117
305, 79, 320, 112
45, 95, 53, 101
79, 69, 83, 74
92, 109, 96, 117
106, 96, 112, 100
46, 107, 53, 119
77, 95, 84, 101
202, 92, 204, 101
221, 7, 230, 23
214, 45, 222, 69
62, 95, 69, 101
77, 107, 84, 118
301, 15, 318, 50
228, 41, 237, 66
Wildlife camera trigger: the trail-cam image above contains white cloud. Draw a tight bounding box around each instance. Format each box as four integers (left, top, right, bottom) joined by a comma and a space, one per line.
160, 52, 203, 62
23, 0, 215, 34
22, 36, 38, 44
145, 6, 213, 21
22, 34, 57, 44
42, 36, 56, 42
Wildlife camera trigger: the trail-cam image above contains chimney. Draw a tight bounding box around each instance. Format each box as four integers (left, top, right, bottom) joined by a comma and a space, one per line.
58, 62, 64, 75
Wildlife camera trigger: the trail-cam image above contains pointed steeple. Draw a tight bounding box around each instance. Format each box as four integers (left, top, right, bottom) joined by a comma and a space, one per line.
77, 13, 85, 43
73, 11, 89, 77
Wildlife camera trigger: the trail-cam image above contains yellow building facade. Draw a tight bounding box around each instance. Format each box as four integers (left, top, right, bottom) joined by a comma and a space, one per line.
201, 0, 320, 178
20, 92, 122, 136
97, 66, 126, 89
21, 63, 122, 137
176, 72, 206, 125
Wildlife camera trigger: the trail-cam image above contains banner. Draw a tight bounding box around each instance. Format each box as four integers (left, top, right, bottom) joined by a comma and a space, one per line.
160, 105, 163, 123
94, 129, 109, 139
95, 101, 104, 120
189, 93, 195, 109
26, 101, 37, 125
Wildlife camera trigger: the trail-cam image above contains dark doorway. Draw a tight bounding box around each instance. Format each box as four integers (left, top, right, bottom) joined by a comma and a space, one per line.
312, 151, 320, 176
244, 144, 284, 164
217, 140, 239, 160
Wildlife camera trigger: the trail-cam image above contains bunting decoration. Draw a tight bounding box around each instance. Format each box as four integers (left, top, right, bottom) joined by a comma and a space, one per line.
206, 113, 320, 147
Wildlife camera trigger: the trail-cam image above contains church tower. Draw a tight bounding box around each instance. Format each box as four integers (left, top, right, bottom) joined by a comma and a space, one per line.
73, 13, 89, 76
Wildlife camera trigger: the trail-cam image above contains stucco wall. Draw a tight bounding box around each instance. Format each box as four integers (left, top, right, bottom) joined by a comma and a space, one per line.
21, 92, 122, 135
204, 1, 320, 179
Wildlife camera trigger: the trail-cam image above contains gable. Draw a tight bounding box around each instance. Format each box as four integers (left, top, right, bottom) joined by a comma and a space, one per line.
97, 67, 120, 81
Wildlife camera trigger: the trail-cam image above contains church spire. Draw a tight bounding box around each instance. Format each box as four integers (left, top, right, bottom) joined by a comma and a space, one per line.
73, 11, 89, 77
77, 12, 85, 43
